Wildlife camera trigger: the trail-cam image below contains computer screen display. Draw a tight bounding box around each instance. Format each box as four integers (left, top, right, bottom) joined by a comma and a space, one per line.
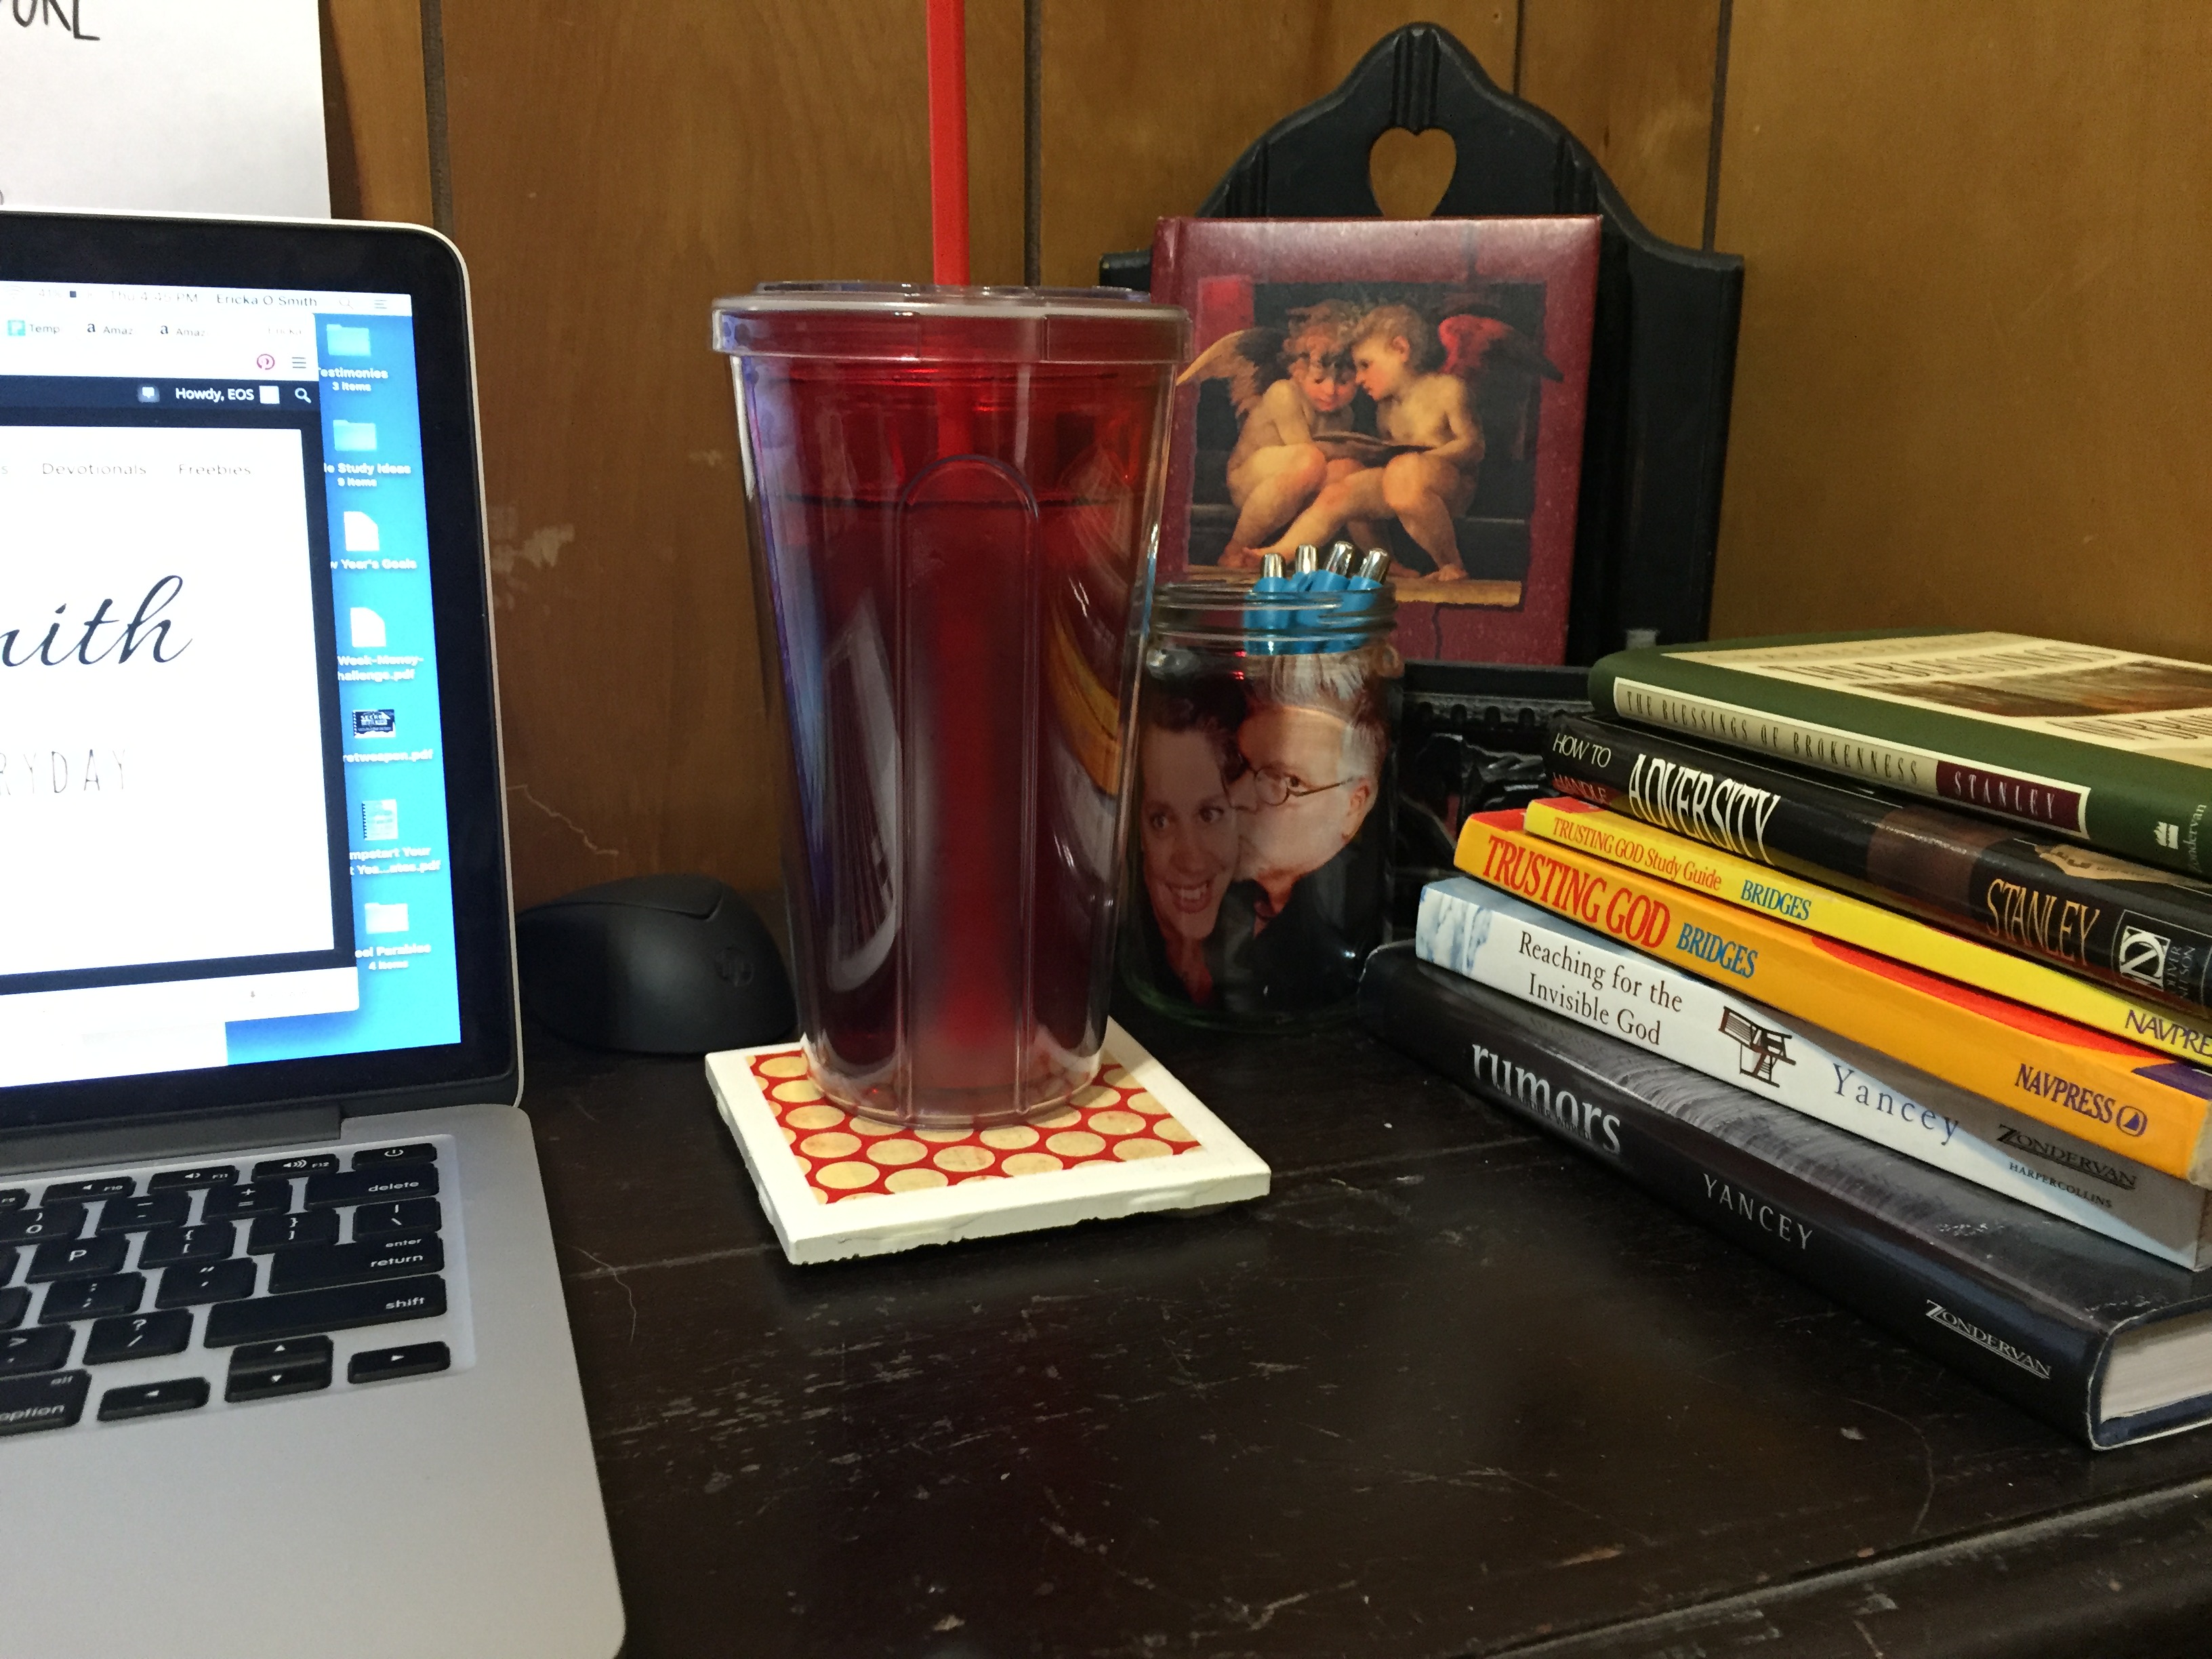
0, 279, 462, 1089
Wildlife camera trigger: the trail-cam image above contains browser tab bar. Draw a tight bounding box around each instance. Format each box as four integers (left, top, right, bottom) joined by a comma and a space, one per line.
0, 313, 317, 380
0, 278, 410, 383
0, 281, 412, 316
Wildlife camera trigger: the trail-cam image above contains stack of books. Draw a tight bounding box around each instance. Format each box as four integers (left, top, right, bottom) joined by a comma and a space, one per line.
1360, 630, 2212, 1448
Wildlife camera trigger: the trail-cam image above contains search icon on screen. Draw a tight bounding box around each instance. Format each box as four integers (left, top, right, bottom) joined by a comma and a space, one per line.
293, 386, 312, 404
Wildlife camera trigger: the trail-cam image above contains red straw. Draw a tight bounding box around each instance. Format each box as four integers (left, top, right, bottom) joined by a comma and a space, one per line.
926, 0, 971, 285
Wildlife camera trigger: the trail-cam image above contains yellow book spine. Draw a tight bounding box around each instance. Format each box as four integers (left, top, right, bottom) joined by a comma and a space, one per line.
1522, 797, 2212, 1067
1454, 810, 2212, 1184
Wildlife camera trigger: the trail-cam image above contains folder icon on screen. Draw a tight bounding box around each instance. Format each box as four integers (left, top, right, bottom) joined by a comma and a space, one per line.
350, 608, 387, 649
365, 902, 409, 935
342, 511, 380, 553
332, 420, 377, 452
327, 323, 371, 356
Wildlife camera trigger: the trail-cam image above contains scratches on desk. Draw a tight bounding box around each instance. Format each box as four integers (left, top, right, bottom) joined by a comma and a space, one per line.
570, 1247, 638, 1343
527, 1027, 2212, 1657
1276, 1129, 1550, 1187
1554, 1543, 1624, 1567
1395, 1465, 1614, 1528
1504, 1473, 2212, 1658
1223, 1580, 1357, 1632
1038, 1498, 1372, 1646
1845, 1395, 1940, 1538
1263, 1178, 1417, 1237
1039, 1516, 1107, 1557
565, 1241, 778, 1282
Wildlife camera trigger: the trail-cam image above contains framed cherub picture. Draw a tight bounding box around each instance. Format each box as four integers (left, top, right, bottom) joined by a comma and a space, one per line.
1149, 216, 1599, 663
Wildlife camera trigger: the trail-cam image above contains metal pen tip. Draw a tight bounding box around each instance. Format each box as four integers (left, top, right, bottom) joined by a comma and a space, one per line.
1357, 548, 1392, 582
1259, 552, 1287, 579
1293, 545, 1319, 576
1326, 541, 1356, 575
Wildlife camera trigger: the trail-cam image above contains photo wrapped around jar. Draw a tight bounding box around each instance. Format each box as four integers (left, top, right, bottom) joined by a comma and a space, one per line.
1122, 560, 1402, 1028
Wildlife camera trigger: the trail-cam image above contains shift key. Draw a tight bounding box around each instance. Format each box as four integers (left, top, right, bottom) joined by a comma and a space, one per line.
267, 1233, 443, 1296
203, 1275, 446, 1348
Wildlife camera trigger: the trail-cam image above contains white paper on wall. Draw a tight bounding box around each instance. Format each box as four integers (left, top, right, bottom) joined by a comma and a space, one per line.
0, 0, 330, 218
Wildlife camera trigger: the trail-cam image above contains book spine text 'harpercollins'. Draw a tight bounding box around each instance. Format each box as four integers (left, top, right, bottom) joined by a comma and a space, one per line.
1414, 877, 2211, 1267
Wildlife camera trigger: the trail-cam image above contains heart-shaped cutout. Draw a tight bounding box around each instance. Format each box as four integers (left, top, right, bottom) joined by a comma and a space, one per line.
1369, 126, 1458, 218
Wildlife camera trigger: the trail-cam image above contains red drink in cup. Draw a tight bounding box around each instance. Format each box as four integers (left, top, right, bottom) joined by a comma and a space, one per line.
714, 286, 1187, 1126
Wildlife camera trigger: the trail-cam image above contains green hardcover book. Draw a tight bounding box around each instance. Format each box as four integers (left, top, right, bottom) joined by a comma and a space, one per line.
1590, 630, 2212, 878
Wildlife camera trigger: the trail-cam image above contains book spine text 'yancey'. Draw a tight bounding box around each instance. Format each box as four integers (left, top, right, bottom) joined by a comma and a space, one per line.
1414, 876, 2211, 1266
1453, 808, 2212, 1183
1358, 947, 2116, 1446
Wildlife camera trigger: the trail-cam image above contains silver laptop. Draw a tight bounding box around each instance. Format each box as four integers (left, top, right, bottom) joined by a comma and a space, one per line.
0, 211, 623, 1657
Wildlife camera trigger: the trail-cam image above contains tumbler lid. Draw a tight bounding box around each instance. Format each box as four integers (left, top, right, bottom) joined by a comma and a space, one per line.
713, 283, 1188, 365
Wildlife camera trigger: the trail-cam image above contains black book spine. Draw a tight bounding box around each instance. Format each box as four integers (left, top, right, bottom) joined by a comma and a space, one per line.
1547, 712, 2212, 1025
1358, 946, 2106, 1445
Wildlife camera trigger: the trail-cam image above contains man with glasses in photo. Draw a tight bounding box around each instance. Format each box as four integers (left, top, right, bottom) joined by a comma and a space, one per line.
1214, 653, 1393, 1016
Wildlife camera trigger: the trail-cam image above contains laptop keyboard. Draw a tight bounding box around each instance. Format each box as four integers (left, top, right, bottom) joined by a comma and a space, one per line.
0, 1135, 471, 1436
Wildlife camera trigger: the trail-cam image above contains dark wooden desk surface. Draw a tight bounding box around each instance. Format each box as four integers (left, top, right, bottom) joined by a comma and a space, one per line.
523, 1009, 2212, 1659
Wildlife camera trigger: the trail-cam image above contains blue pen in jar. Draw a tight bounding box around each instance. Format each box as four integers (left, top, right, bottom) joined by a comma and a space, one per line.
1244, 548, 1298, 653
1286, 540, 1353, 651
1334, 548, 1390, 647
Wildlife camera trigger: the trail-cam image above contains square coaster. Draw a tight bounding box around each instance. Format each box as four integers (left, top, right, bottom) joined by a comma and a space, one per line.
705, 1019, 1270, 1264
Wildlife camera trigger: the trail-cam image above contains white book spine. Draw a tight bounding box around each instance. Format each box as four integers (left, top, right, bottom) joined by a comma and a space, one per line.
1414, 877, 2212, 1269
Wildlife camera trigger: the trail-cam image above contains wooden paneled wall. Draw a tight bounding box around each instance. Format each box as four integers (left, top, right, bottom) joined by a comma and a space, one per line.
1708, 2, 2212, 665
325, 1, 2212, 904
1515, 0, 1720, 249
320, 0, 434, 226
326, 1, 1027, 905
1036, 2, 1520, 286
438, 3, 924, 907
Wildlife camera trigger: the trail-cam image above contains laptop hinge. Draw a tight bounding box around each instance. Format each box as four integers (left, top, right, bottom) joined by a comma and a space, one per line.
0, 1105, 344, 1178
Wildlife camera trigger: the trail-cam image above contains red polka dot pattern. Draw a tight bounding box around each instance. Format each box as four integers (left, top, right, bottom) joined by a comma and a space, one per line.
747, 1050, 1204, 1205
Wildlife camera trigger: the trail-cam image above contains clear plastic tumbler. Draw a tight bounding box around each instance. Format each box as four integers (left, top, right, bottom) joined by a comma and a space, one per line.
714, 285, 1188, 1128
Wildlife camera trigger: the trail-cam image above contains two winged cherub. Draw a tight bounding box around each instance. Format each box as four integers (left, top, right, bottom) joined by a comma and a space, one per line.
1179, 298, 1559, 581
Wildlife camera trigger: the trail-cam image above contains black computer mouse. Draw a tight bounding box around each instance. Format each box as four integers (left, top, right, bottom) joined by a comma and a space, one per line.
516, 874, 797, 1054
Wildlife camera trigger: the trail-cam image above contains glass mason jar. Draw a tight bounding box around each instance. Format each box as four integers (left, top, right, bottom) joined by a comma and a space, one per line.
1120, 576, 1402, 1029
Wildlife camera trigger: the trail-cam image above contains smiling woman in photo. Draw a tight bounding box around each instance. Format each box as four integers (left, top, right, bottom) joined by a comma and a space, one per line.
1133, 679, 1248, 1007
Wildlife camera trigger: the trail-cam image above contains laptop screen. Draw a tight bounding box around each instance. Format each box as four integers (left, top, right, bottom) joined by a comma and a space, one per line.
0, 277, 465, 1092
